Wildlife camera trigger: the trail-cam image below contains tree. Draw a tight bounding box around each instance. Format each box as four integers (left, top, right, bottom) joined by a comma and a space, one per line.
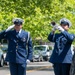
0, 0, 75, 44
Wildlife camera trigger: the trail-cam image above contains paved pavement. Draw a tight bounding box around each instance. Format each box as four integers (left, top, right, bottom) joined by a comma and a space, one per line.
27, 62, 54, 75
27, 62, 53, 70
0, 62, 54, 75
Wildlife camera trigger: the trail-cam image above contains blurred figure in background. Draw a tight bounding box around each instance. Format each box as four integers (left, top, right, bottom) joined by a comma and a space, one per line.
70, 47, 75, 75
48, 18, 75, 75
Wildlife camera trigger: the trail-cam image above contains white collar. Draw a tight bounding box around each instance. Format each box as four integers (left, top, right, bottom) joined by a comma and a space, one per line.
19, 29, 22, 34
16, 29, 22, 34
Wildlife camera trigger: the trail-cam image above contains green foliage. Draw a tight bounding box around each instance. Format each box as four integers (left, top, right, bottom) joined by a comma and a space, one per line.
0, 0, 75, 43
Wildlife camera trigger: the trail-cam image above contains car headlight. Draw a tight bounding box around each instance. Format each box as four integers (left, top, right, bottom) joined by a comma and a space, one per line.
3, 53, 6, 59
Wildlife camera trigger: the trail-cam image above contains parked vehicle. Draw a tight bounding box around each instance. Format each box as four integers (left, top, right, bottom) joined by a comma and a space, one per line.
71, 44, 74, 55
33, 45, 53, 61
0, 48, 4, 67
0, 44, 8, 66
33, 44, 74, 61
31, 49, 43, 62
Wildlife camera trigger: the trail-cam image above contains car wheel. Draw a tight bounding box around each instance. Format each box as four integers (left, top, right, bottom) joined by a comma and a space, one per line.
0, 57, 4, 67
43, 57, 49, 61
37, 58, 40, 62
40, 56, 43, 62
30, 59, 34, 62
4, 62, 9, 65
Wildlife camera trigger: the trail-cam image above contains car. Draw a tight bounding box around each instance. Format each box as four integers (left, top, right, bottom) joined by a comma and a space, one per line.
33, 45, 53, 61
0, 44, 8, 65
0, 48, 4, 67
31, 49, 43, 62
71, 44, 74, 55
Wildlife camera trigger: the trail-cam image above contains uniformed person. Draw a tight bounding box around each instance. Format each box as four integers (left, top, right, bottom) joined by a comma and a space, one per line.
0, 18, 33, 75
48, 18, 75, 75
70, 47, 75, 75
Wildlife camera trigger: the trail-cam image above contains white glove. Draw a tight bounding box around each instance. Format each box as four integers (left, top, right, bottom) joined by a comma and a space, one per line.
52, 28, 56, 32
6, 25, 15, 32
26, 59, 30, 64
52, 25, 58, 32
57, 26, 64, 32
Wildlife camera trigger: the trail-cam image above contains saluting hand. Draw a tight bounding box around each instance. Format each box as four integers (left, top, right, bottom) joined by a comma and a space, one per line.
6, 25, 15, 32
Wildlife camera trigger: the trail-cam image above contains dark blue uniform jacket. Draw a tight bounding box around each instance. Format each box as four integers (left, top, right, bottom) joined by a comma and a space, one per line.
48, 31, 75, 64
0, 30, 33, 64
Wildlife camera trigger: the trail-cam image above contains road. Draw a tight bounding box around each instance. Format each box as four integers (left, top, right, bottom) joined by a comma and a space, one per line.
0, 62, 54, 75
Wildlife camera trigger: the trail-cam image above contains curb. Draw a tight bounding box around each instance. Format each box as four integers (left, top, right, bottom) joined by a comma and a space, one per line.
27, 66, 52, 71
26, 63, 53, 71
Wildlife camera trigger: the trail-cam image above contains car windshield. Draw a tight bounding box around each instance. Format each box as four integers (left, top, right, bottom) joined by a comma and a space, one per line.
34, 46, 46, 51
33, 50, 40, 55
